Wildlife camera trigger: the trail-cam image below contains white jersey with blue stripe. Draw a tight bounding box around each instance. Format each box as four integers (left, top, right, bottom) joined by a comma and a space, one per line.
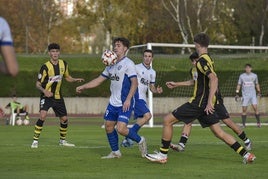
135, 63, 156, 101
0, 17, 13, 46
238, 72, 258, 97
101, 57, 137, 107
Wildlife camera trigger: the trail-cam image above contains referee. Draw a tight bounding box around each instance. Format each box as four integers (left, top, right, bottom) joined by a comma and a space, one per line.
31, 43, 84, 148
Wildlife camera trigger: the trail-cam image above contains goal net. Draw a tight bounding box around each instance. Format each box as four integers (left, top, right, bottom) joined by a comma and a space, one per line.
127, 43, 268, 127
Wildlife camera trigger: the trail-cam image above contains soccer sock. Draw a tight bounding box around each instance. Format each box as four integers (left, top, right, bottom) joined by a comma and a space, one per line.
131, 123, 141, 133
238, 131, 248, 142
179, 133, 188, 146
60, 120, 68, 141
255, 114, 260, 123
160, 139, 170, 155
107, 130, 119, 151
126, 128, 141, 143
33, 119, 44, 141
242, 115, 247, 126
230, 141, 247, 157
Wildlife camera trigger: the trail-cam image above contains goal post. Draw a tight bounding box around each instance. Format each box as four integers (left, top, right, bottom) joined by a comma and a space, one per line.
128, 43, 268, 128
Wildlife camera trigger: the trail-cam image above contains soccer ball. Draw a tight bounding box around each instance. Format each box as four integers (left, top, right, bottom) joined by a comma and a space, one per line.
16, 118, 23, 126
101, 49, 118, 66
23, 119, 30, 126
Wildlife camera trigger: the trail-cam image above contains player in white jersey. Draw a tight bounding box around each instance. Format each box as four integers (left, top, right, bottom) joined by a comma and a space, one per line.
0, 17, 18, 76
236, 64, 261, 127
121, 49, 163, 147
76, 37, 147, 159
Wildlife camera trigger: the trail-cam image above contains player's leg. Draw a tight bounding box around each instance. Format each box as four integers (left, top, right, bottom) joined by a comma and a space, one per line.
117, 112, 147, 157
122, 99, 151, 147
209, 123, 256, 164
101, 104, 121, 159
145, 103, 197, 163
31, 109, 47, 148
23, 104, 30, 119
241, 96, 250, 127
222, 118, 252, 150
170, 123, 192, 152
217, 103, 252, 150
252, 101, 261, 127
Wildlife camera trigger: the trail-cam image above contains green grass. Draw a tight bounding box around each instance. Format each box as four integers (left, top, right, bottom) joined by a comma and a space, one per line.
0, 117, 267, 179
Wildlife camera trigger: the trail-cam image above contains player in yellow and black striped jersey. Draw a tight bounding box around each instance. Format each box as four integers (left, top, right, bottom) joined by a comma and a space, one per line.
31, 43, 84, 149
145, 33, 256, 164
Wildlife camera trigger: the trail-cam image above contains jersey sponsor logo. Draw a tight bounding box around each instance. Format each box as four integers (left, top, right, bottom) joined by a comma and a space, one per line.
109, 73, 120, 81
243, 81, 254, 87
48, 75, 62, 83
140, 77, 149, 86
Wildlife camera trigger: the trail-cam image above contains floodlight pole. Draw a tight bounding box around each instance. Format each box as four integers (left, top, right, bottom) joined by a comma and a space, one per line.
147, 43, 154, 128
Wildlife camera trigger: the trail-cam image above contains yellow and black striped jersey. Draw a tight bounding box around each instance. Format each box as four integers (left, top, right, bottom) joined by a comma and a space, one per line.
189, 54, 220, 108
37, 59, 70, 99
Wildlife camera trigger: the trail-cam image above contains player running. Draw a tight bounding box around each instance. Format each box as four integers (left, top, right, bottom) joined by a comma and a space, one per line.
121, 49, 163, 147
235, 64, 261, 128
169, 52, 252, 152
0, 17, 18, 76
145, 33, 256, 164
76, 37, 147, 159
31, 43, 84, 148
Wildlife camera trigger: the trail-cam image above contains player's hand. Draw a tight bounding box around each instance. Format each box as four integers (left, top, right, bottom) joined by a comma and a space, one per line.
166, 81, 176, 89
123, 99, 131, 112
204, 103, 214, 115
257, 92, 262, 98
235, 94, 240, 102
156, 85, 163, 94
75, 78, 84, 83
76, 86, 84, 93
44, 90, 53, 98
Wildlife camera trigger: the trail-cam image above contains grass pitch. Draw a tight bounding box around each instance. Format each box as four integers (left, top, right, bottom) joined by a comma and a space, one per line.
0, 118, 267, 179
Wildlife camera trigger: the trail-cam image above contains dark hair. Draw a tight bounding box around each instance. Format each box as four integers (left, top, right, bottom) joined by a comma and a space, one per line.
189, 52, 199, 61
194, 33, 210, 47
113, 37, 130, 49
48, 43, 60, 51
245, 64, 252, 68
143, 49, 153, 57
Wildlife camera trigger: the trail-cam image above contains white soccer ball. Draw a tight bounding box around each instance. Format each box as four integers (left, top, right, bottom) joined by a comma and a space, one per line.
16, 118, 23, 126
23, 119, 30, 126
101, 49, 118, 66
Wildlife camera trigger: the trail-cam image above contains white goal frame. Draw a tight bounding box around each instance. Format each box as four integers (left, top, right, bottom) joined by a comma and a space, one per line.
128, 43, 268, 128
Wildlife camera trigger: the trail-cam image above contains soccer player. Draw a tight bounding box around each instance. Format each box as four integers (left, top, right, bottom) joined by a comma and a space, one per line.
0, 17, 18, 76
169, 52, 252, 152
235, 64, 261, 128
76, 37, 147, 159
31, 43, 84, 148
121, 49, 163, 147
5, 94, 30, 120
145, 33, 256, 164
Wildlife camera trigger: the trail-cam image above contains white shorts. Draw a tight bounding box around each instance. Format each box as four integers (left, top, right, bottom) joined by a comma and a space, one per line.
242, 95, 257, 106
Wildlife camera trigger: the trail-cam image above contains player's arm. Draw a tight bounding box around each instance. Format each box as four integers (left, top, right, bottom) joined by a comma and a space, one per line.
0, 46, 18, 76
149, 84, 163, 94
76, 75, 106, 93
235, 84, 241, 94
123, 76, 138, 112
166, 80, 194, 89
205, 73, 218, 114
36, 81, 53, 97
65, 75, 84, 83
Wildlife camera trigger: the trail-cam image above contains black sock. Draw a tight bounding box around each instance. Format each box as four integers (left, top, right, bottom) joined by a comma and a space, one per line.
33, 119, 44, 141
60, 120, 68, 140
160, 139, 170, 154
230, 141, 247, 157
238, 131, 248, 142
179, 133, 188, 145
242, 115, 247, 126
255, 114, 260, 123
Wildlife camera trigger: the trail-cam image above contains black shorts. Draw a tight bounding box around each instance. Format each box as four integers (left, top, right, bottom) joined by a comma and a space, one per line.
215, 103, 230, 120
40, 97, 67, 117
172, 102, 219, 128
14, 109, 26, 113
